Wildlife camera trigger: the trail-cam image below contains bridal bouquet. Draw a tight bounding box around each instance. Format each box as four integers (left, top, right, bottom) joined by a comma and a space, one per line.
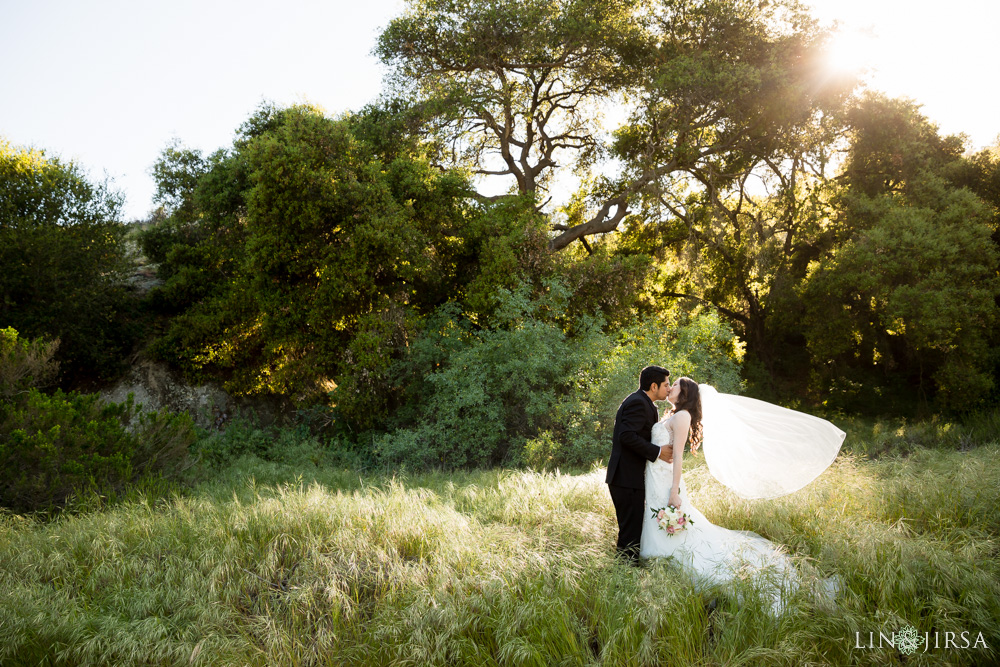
650, 505, 693, 535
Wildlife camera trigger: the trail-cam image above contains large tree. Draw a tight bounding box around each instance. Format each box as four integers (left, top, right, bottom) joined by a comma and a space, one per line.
377, 0, 642, 198
632, 104, 846, 375
143, 105, 580, 429
0, 138, 137, 383
377, 0, 854, 251
631, 94, 1000, 407
799, 95, 1000, 409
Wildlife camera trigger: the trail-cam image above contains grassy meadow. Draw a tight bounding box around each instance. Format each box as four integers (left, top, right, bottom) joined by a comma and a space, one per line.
1, 425, 998, 666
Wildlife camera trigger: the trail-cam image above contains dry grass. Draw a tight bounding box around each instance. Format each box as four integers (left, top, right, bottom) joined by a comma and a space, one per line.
1, 440, 998, 665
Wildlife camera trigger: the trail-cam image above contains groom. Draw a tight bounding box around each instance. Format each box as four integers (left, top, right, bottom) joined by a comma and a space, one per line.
606, 365, 674, 564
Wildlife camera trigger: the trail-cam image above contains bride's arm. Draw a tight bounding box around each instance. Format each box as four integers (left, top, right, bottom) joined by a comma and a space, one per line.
669, 411, 692, 507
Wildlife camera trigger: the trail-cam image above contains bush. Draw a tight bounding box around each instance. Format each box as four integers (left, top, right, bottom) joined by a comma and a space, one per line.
190, 419, 319, 469
0, 138, 140, 384
374, 280, 605, 469
518, 310, 745, 470
188, 417, 368, 473
0, 390, 197, 513
0, 327, 59, 400
374, 285, 745, 471
588, 310, 745, 442
522, 430, 565, 471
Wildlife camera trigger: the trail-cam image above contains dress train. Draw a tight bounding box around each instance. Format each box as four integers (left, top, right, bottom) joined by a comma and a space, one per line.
639, 418, 839, 616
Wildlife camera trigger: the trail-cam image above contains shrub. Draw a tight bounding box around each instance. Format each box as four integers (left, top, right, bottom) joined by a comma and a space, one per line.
374, 280, 605, 469
0, 138, 140, 384
588, 310, 745, 443
0, 327, 59, 400
188, 417, 368, 473
522, 430, 563, 471
190, 418, 323, 469
0, 390, 197, 513
518, 311, 745, 470
374, 286, 745, 471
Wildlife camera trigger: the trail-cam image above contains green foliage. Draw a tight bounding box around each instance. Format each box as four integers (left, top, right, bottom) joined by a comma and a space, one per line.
378, 0, 856, 255
138, 145, 247, 315
375, 280, 605, 468
840, 94, 967, 201
189, 418, 353, 471
0, 389, 196, 513
141, 103, 646, 435
637, 91, 1000, 412
454, 197, 558, 318
377, 0, 643, 196
632, 124, 844, 380
802, 191, 999, 409
141, 104, 490, 430
961, 141, 1000, 234
836, 408, 1000, 459
0, 327, 59, 400
148, 138, 207, 220
519, 310, 744, 469
521, 430, 564, 471
587, 310, 745, 441
0, 331, 196, 512
0, 138, 139, 384
800, 96, 1000, 411
346, 99, 439, 164
558, 240, 657, 330
376, 283, 743, 470
615, 19, 857, 381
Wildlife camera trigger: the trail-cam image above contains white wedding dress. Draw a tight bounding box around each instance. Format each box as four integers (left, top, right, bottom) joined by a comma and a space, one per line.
640, 415, 814, 616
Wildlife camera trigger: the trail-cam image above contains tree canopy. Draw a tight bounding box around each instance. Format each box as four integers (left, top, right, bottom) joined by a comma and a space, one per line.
0, 138, 137, 383
377, 0, 856, 251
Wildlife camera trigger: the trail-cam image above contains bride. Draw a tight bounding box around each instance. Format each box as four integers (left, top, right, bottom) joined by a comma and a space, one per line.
640, 377, 845, 615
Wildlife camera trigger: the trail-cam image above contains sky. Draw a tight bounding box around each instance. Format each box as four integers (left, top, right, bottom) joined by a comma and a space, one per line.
2, 0, 998, 220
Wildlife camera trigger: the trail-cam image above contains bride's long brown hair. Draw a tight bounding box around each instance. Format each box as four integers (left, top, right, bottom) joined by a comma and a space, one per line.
669, 377, 703, 453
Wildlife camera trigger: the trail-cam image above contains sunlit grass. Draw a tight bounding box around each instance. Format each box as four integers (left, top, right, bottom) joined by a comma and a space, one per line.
837, 409, 1000, 459
1, 441, 998, 665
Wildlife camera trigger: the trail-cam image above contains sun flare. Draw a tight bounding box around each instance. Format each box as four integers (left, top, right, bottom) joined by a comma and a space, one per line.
824, 28, 880, 77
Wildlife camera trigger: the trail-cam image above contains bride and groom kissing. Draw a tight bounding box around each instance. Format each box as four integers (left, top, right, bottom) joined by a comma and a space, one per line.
607, 365, 689, 563
606, 365, 846, 614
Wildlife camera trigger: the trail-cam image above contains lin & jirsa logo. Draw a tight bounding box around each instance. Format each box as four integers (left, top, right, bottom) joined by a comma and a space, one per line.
854, 624, 990, 655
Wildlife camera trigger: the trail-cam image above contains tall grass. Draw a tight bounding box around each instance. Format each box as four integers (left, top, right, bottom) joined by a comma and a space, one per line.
837, 409, 1000, 459
0, 440, 998, 665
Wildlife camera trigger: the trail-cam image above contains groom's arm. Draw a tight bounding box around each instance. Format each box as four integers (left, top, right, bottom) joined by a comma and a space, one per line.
618, 398, 662, 462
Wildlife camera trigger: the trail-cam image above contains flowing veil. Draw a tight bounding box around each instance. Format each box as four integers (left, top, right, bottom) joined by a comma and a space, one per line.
698, 385, 846, 499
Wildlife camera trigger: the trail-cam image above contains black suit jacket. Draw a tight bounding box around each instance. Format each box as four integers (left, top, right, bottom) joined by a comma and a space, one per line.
606, 389, 661, 489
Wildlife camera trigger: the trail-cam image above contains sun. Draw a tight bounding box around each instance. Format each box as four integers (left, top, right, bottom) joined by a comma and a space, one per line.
824, 27, 879, 77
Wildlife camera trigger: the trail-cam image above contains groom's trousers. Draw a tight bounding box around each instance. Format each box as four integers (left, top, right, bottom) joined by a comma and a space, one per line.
608, 484, 645, 564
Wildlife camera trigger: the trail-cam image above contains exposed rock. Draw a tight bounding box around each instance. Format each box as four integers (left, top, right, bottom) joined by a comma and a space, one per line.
122, 235, 164, 296
126, 263, 164, 295
102, 236, 291, 428
99, 359, 286, 429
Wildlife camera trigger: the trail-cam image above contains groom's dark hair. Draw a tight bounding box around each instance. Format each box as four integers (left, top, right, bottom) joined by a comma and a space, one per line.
639, 365, 670, 391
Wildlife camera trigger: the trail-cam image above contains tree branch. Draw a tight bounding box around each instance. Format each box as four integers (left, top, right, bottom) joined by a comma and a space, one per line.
661, 292, 749, 324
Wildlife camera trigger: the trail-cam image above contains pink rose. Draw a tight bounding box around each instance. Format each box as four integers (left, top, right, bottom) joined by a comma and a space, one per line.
657, 510, 666, 520
666, 526, 675, 534
678, 516, 686, 525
